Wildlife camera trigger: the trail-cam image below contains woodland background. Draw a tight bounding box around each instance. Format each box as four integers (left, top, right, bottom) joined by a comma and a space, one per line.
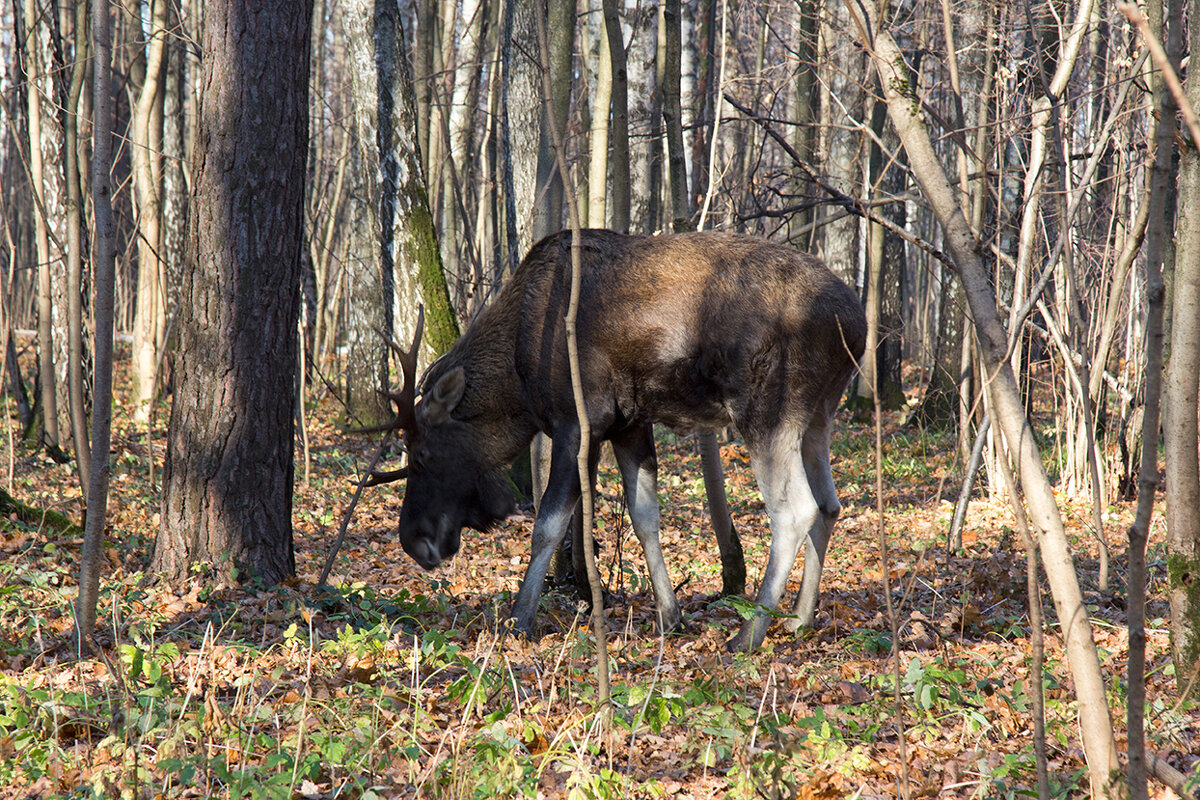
1, 0, 1199, 797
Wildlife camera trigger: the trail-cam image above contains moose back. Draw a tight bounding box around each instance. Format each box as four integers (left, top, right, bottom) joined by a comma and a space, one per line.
382, 229, 866, 651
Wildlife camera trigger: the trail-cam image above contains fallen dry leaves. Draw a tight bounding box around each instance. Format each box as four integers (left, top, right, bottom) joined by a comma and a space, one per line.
0, 360, 1196, 799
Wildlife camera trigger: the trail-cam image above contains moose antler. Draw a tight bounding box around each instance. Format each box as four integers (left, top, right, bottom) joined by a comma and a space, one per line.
378, 305, 425, 434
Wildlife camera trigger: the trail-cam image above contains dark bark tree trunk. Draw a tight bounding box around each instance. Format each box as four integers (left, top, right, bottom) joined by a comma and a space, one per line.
602, 0, 630, 233
65, 0, 91, 496
153, 0, 313, 587
75, 0, 117, 642
856, 92, 905, 409
531, 0, 572, 242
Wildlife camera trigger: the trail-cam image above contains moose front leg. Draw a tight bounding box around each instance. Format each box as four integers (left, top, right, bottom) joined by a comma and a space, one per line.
509, 432, 583, 636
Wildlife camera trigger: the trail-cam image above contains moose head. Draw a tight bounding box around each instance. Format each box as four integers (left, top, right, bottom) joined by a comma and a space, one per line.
373, 308, 515, 570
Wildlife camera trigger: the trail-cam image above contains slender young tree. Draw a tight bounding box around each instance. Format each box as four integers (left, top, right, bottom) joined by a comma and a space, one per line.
153, 0, 313, 586
23, 0, 64, 453
75, 0, 117, 643
586, 0, 613, 230
852, 1, 1121, 795
65, 0, 91, 494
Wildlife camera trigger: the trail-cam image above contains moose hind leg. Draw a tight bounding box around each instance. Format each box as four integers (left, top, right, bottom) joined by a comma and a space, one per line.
784, 422, 839, 633
612, 426, 683, 634
727, 430, 820, 652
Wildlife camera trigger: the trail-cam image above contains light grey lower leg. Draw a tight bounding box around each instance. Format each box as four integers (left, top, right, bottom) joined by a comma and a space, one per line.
786, 425, 839, 631
727, 433, 819, 651
614, 430, 682, 633
510, 439, 581, 634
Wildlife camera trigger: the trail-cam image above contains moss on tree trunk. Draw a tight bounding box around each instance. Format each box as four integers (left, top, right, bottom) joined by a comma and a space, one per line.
1168, 552, 1200, 692
409, 200, 459, 357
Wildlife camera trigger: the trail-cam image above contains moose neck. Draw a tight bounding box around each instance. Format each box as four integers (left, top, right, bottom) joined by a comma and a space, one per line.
436, 290, 540, 470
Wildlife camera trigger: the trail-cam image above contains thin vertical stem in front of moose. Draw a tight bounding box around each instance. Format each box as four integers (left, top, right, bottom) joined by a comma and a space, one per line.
535, 8, 612, 725
875, 347, 910, 800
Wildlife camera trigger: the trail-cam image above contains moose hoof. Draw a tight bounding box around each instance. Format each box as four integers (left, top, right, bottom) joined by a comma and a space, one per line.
658, 611, 687, 637
725, 619, 767, 652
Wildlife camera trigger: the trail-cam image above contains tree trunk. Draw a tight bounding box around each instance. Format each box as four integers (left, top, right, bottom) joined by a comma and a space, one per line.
344, 0, 459, 365
65, 0, 91, 495
23, 0, 65, 451
161, 12, 189, 319
154, 0, 313, 587
854, 4, 1121, 795
506, 0, 542, 253
129, 0, 169, 424
531, 0, 573, 242
817, 0, 863, 287
662, 0, 687, 232
787, 0, 818, 245
856, 93, 905, 409
1165, 0, 1200, 695
1126, 0, 1176, 788
75, 0, 117, 641
603, 0, 630, 233
342, 0, 403, 424
587, 0, 612, 230
624, 0, 656, 233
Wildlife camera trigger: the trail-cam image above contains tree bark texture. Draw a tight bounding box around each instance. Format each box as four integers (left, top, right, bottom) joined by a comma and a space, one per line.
154, 0, 313, 587
602, 0, 630, 233
130, 0, 170, 424
506, 0, 542, 252
624, 0, 656, 233
66, 0, 92, 493
1166, 3, 1200, 691
343, 0, 458, 365
531, 0, 572, 241
23, 0, 69, 449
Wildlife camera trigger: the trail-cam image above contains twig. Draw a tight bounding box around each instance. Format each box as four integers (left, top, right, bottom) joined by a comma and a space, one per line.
724, 93, 955, 269
316, 430, 394, 586
535, 7, 611, 724
1118, 4, 1200, 147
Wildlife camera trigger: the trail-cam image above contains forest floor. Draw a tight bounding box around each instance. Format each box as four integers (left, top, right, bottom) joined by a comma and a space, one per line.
0, 349, 1197, 799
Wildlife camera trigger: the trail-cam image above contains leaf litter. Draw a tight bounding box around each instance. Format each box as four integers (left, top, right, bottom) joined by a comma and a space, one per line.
0, 361, 1195, 799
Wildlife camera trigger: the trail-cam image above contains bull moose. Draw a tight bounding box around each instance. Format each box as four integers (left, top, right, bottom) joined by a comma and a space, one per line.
378, 229, 866, 651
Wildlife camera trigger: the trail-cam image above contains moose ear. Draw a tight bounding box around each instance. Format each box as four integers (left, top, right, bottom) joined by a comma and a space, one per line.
422, 367, 466, 425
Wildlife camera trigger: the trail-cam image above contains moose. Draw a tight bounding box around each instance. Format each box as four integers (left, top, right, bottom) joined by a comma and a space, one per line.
377, 229, 866, 651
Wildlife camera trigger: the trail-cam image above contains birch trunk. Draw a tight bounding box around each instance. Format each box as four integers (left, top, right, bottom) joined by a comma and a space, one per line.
130, 0, 169, 424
